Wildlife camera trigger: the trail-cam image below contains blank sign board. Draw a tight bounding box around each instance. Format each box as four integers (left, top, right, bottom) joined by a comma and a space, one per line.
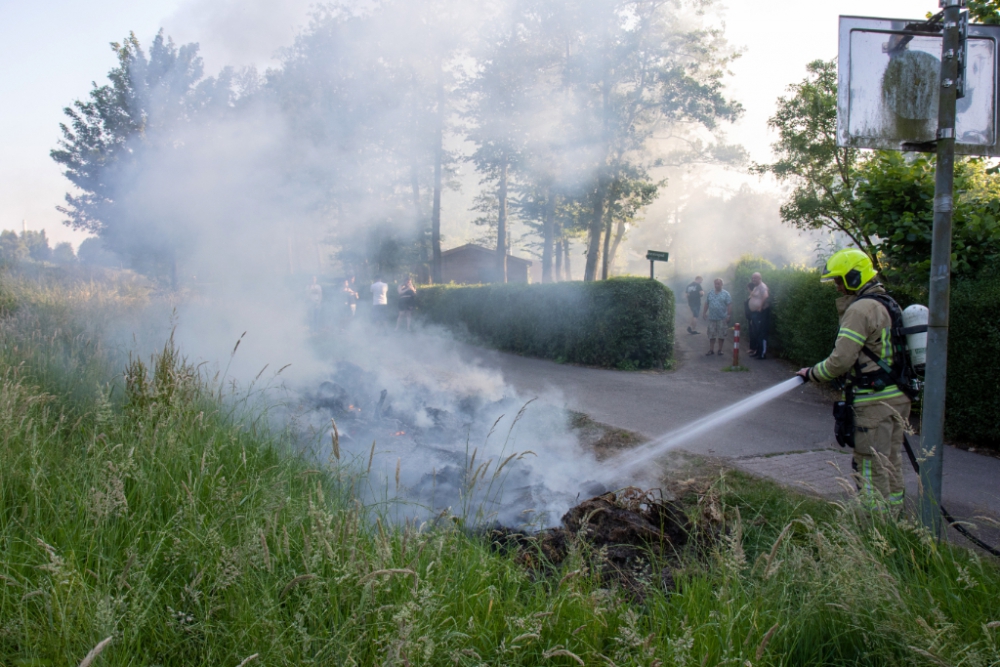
838, 15, 1000, 156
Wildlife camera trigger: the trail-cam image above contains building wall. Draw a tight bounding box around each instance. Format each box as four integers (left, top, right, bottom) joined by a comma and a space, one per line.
441, 247, 531, 284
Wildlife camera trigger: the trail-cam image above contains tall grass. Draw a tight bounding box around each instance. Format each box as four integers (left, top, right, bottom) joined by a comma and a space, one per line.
0, 267, 998, 666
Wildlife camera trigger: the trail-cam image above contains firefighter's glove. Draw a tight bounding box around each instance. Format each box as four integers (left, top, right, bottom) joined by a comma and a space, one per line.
796, 367, 811, 381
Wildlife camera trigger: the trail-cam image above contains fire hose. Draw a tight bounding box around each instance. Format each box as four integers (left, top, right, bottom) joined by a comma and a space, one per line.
901, 434, 1000, 558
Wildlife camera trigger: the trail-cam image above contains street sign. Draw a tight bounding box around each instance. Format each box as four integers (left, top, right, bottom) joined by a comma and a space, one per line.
837, 15, 1000, 155
835, 5, 995, 538
646, 250, 669, 280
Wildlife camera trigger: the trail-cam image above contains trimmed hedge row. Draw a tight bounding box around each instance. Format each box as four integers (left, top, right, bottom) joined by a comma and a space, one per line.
944, 275, 1000, 445
733, 258, 1000, 447
418, 278, 674, 369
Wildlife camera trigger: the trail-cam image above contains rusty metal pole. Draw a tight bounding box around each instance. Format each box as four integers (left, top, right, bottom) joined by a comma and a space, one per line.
919, 0, 963, 537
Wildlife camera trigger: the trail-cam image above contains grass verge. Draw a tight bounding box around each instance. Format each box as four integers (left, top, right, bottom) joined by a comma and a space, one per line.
1, 268, 998, 666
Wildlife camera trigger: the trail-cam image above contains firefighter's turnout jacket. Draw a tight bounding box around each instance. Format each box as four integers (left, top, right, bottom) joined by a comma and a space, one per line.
806, 282, 910, 509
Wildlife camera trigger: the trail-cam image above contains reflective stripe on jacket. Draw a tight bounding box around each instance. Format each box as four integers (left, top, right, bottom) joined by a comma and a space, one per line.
806, 283, 903, 397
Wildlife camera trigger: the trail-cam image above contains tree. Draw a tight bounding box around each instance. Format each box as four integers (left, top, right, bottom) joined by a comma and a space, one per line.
751, 60, 878, 265
856, 152, 1000, 284
52, 242, 77, 265
50, 31, 218, 284
21, 230, 51, 262
0, 231, 27, 266
549, 0, 742, 280
465, 5, 548, 283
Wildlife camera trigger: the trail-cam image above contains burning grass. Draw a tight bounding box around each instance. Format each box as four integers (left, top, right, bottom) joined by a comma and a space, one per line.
1, 269, 999, 666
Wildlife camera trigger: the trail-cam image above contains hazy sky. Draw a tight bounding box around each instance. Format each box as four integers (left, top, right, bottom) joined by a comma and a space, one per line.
0, 0, 931, 247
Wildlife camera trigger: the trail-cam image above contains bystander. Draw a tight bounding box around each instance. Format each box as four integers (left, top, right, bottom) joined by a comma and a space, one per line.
702, 278, 732, 355
370, 276, 389, 331
748, 272, 770, 359
684, 276, 704, 335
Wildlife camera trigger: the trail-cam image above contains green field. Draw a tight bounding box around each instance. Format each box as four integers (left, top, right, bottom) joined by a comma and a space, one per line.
1, 267, 998, 666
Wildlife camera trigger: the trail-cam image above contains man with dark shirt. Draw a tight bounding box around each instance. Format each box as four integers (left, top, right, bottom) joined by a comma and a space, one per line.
684, 276, 704, 334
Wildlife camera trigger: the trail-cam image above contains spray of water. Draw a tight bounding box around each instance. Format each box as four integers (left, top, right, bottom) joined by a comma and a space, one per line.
603, 376, 806, 480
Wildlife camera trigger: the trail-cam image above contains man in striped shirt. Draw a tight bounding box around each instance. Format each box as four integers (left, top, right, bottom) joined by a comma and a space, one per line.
797, 249, 910, 512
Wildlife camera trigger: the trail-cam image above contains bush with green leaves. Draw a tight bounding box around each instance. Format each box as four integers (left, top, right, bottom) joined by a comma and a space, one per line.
856, 153, 1000, 285
943, 273, 1000, 445
418, 278, 674, 369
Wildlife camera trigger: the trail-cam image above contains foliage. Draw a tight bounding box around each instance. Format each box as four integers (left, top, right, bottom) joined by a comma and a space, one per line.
0, 231, 27, 267
419, 278, 674, 368
21, 230, 52, 262
942, 272, 1000, 445
751, 60, 876, 262
856, 152, 1000, 284
50, 31, 235, 282
968, 0, 1000, 24
52, 241, 77, 265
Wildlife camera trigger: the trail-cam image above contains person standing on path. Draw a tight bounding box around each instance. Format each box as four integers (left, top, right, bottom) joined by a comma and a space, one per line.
796, 248, 911, 513
702, 278, 732, 356
396, 278, 417, 331
748, 272, 770, 359
370, 276, 389, 332
684, 276, 704, 335
342, 279, 359, 324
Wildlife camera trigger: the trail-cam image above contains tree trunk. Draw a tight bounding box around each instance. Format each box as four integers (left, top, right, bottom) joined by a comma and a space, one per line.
600, 190, 614, 280
564, 238, 572, 280
411, 161, 425, 261
431, 81, 444, 284
496, 156, 509, 283
541, 187, 555, 283
608, 220, 626, 276
554, 237, 563, 281
583, 179, 606, 281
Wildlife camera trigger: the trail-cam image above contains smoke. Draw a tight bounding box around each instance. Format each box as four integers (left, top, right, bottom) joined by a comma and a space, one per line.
55, 0, 743, 527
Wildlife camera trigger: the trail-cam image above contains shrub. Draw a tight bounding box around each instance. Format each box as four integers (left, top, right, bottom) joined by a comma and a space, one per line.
418, 278, 674, 369
944, 273, 1000, 445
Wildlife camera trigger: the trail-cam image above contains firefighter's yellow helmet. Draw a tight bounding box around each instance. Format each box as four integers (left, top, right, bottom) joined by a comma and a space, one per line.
821, 248, 877, 291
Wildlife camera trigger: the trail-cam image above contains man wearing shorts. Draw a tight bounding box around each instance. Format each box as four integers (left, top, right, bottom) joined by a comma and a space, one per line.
702, 278, 732, 356
684, 276, 704, 335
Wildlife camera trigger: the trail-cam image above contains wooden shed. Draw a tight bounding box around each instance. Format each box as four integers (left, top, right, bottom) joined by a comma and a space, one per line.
440, 244, 533, 284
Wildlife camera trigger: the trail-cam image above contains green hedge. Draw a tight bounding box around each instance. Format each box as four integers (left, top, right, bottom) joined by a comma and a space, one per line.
733, 257, 1000, 447
944, 275, 1000, 445
418, 278, 674, 369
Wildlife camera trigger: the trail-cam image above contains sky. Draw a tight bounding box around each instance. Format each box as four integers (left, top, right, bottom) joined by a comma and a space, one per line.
0, 0, 932, 248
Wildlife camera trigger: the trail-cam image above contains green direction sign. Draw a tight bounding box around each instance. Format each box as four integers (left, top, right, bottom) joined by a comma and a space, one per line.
645, 250, 669, 262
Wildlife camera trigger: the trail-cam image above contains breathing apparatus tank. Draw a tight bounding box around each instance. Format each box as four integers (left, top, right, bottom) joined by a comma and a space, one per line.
902, 304, 928, 370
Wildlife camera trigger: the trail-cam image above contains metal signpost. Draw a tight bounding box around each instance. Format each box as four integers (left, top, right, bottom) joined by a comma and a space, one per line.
838, 4, 1000, 536
646, 250, 669, 280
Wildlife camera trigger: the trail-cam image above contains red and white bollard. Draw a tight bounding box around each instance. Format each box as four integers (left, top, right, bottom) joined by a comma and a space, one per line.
732, 322, 740, 369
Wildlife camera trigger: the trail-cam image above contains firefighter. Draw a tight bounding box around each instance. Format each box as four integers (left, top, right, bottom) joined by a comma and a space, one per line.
796, 248, 910, 512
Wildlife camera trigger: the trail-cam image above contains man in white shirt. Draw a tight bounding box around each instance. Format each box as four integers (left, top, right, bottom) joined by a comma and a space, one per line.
748, 272, 770, 359
370, 277, 388, 329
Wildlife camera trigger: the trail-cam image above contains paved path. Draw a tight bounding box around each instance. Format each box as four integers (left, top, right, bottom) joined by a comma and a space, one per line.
457, 318, 1000, 551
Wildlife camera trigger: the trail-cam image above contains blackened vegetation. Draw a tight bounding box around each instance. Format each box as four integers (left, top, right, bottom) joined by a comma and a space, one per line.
308, 362, 486, 449
490, 487, 723, 602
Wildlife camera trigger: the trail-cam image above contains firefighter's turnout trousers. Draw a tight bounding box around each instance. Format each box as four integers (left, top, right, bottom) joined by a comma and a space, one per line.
852, 394, 910, 510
